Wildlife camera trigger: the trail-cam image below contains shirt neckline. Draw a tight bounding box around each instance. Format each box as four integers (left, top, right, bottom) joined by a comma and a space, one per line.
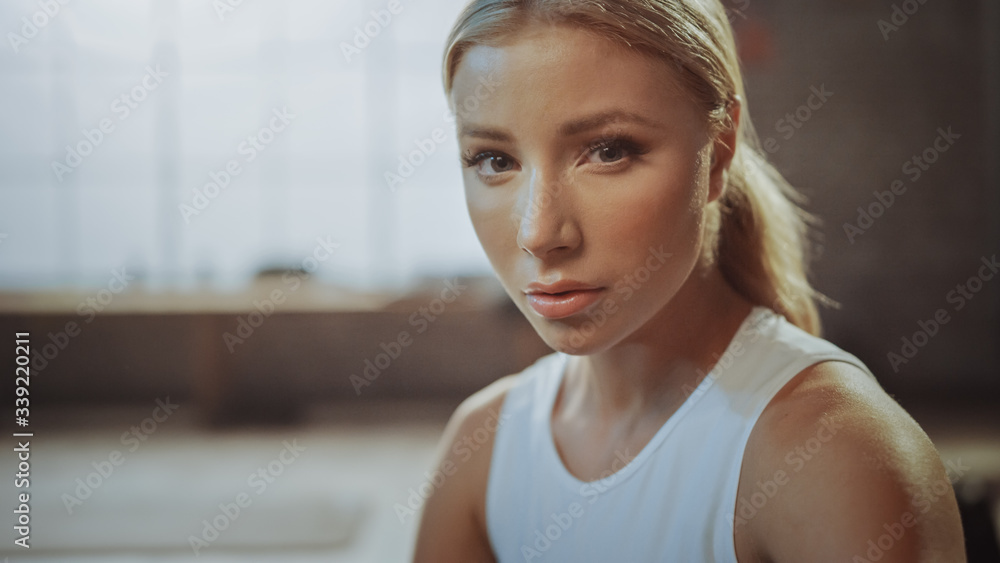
542, 305, 773, 491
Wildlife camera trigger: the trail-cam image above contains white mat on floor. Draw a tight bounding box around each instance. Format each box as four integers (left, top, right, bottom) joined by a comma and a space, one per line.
2, 488, 368, 553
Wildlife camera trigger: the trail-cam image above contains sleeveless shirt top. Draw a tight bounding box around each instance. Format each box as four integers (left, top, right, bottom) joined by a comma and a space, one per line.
485, 306, 878, 562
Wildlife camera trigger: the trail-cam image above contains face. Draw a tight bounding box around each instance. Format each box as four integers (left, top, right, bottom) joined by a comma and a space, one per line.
450, 24, 729, 355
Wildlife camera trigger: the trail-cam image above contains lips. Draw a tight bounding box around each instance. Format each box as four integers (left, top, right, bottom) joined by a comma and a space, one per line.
524, 281, 604, 319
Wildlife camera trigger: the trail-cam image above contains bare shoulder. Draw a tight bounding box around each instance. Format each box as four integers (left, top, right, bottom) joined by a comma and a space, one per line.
412, 373, 521, 563
442, 372, 523, 474
736, 360, 966, 563
427, 372, 522, 524
452, 372, 521, 430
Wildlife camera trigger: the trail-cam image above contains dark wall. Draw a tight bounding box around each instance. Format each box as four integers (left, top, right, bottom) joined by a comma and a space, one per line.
736, 0, 999, 399
0, 298, 550, 424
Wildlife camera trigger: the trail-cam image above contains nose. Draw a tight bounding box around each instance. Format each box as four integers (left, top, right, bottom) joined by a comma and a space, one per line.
515, 169, 581, 259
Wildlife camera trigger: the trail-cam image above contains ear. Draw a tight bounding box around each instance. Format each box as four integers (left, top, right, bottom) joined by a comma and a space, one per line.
707, 96, 741, 204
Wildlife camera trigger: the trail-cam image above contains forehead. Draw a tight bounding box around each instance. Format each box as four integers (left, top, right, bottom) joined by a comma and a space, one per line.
449, 24, 696, 131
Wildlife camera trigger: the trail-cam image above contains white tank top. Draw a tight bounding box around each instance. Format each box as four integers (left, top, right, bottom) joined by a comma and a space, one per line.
485, 306, 878, 562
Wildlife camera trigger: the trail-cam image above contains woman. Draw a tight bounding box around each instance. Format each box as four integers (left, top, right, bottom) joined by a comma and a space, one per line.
414, 1, 966, 561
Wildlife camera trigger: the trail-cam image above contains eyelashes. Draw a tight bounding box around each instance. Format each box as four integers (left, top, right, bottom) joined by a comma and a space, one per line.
460, 150, 497, 168
461, 151, 517, 177
461, 134, 648, 176
584, 135, 648, 164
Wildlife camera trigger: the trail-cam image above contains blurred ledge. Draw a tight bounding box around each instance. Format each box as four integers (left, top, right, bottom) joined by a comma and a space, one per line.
0, 273, 510, 315
18, 399, 458, 434
0, 275, 551, 428
905, 400, 1000, 481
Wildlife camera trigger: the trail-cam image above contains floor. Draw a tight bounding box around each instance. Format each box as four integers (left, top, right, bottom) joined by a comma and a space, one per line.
0, 401, 452, 562
1, 400, 997, 561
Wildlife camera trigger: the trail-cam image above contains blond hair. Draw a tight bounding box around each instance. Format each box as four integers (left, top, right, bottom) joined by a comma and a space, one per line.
442, 0, 831, 335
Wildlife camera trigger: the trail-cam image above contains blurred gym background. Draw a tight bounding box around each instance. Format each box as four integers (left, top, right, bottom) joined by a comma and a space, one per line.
0, 0, 997, 560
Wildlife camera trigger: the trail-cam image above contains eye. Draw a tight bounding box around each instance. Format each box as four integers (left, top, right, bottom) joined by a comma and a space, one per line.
582, 138, 646, 166
591, 144, 625, 163
462, 151, 519, 177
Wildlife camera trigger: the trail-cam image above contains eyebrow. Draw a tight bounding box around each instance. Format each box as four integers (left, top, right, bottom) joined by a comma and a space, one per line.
459, 110, 662, 141
558, 110, 663, 136
459, 126, 514, 142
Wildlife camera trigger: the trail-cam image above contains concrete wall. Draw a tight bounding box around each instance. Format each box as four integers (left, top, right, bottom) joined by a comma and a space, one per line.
737, 0, 999, 399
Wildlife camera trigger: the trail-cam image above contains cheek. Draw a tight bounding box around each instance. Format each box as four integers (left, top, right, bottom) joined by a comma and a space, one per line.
598, 160, 707, 252
464, 182, 519, 266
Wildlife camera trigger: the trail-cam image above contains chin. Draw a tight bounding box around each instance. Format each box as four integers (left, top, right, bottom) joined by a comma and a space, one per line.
528, 319, 620, 356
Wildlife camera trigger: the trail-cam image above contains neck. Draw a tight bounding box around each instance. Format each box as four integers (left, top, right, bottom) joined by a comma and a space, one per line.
569, 265, 755, 421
